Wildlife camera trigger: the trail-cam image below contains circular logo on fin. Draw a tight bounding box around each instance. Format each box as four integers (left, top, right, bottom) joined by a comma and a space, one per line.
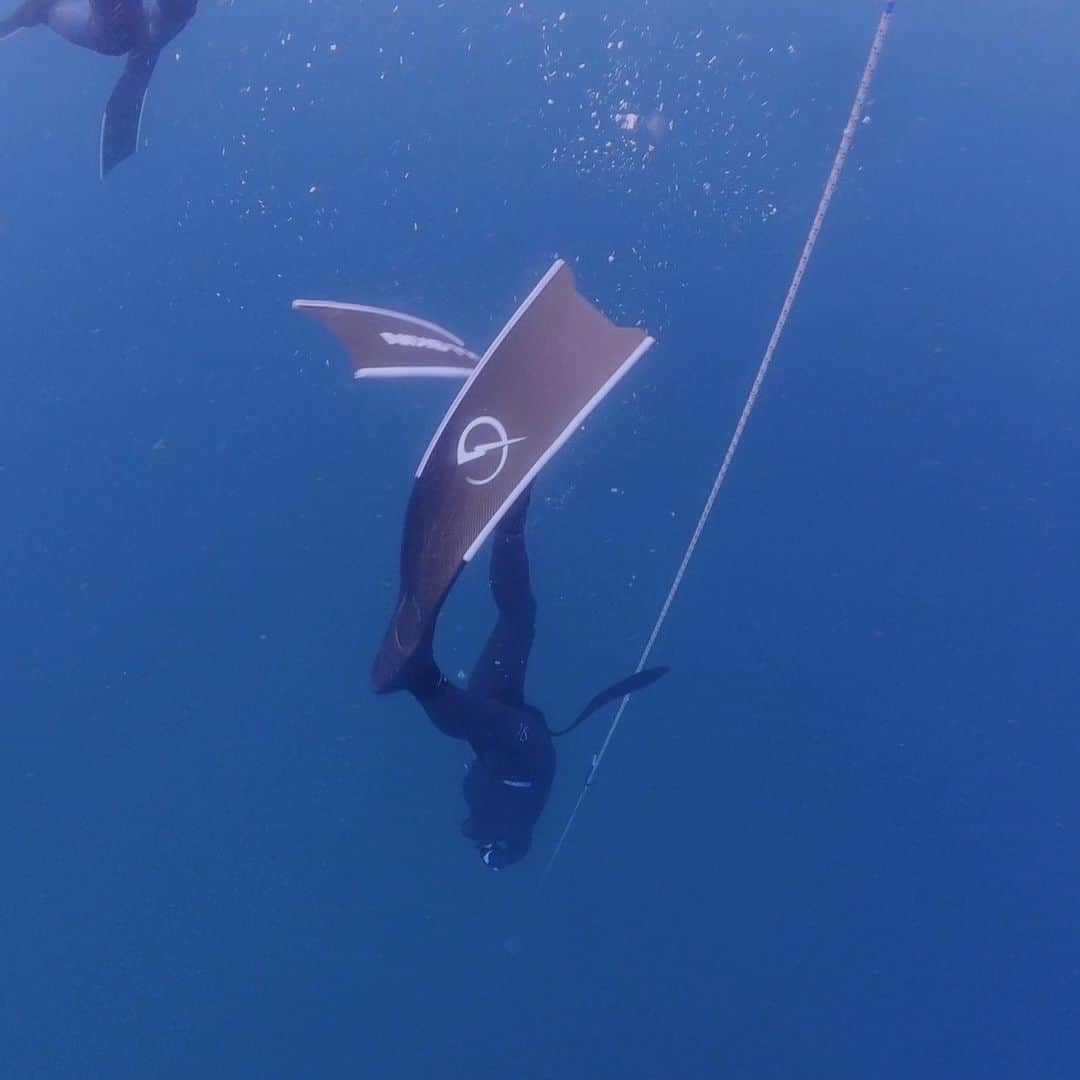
456, 416, 526, 486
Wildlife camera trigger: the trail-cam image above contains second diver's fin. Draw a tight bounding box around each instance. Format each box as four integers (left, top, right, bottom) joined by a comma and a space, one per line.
292, 299, 479, 379
100, 48, 159, 178
547, 666, 670, 738
371, 260, 655, 694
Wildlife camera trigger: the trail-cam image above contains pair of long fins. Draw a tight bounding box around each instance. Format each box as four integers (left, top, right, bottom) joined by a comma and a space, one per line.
293, 260, 663, 706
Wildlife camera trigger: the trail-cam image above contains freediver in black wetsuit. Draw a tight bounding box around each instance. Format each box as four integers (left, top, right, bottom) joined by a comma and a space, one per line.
0, 0, 199, 175
292, 266, 667, 872
398, 487, 666, 871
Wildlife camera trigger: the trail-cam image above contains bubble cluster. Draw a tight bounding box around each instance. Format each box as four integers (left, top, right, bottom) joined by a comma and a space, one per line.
521, 5, 802, 228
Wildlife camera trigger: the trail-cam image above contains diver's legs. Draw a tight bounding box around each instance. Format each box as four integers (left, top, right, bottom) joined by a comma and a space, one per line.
0, 0, 51, 38
468, 488, 536, 707
396, 488, 533, 712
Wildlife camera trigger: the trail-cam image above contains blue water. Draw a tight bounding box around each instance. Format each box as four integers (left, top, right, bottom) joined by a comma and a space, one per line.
2, 1, 1077, 1076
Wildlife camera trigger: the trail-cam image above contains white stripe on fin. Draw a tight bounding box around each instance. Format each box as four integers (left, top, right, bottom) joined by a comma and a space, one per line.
378, 332, 478, 361
353, 367, 472, 380
291, 300, 468, 348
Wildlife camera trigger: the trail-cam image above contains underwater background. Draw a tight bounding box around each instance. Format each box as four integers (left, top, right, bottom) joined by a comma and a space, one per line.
2, 1, 1077, 1076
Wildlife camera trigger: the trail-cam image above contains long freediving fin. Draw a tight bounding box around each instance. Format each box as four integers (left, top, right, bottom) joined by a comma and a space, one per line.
547, 666, 669, 738
101, 48, 159, 178
292, 299, 478, 379
371, 260, 655, 694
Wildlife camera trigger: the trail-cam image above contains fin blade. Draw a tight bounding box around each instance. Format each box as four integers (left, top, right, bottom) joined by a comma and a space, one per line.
101, 49, 158, 178
372, 262, 655, 693
549, 666, 670, 737
292, 300, 477, 378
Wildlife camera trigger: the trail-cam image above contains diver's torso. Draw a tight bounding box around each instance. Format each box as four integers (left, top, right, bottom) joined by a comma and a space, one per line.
466, 704, 555, 826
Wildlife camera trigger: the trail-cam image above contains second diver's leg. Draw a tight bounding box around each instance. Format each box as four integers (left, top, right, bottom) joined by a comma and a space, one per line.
468, 488, 536, 708
397, 488, 534, 739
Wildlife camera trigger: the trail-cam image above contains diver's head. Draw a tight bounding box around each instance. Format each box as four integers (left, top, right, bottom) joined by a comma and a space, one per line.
462, 817, 530, 871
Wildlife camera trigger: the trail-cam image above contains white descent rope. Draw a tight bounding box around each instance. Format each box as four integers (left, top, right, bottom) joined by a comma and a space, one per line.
546, 3, 897, 878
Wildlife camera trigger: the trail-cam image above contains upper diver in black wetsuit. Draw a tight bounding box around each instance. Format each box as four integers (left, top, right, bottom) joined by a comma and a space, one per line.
0, 1, 199, 175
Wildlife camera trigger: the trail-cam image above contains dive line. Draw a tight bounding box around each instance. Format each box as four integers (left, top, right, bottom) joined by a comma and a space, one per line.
545, 2, 897, 879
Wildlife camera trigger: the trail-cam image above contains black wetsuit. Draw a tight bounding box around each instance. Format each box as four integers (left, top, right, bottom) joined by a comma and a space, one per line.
406, 493, 555, 870
1, 1, 194, 51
